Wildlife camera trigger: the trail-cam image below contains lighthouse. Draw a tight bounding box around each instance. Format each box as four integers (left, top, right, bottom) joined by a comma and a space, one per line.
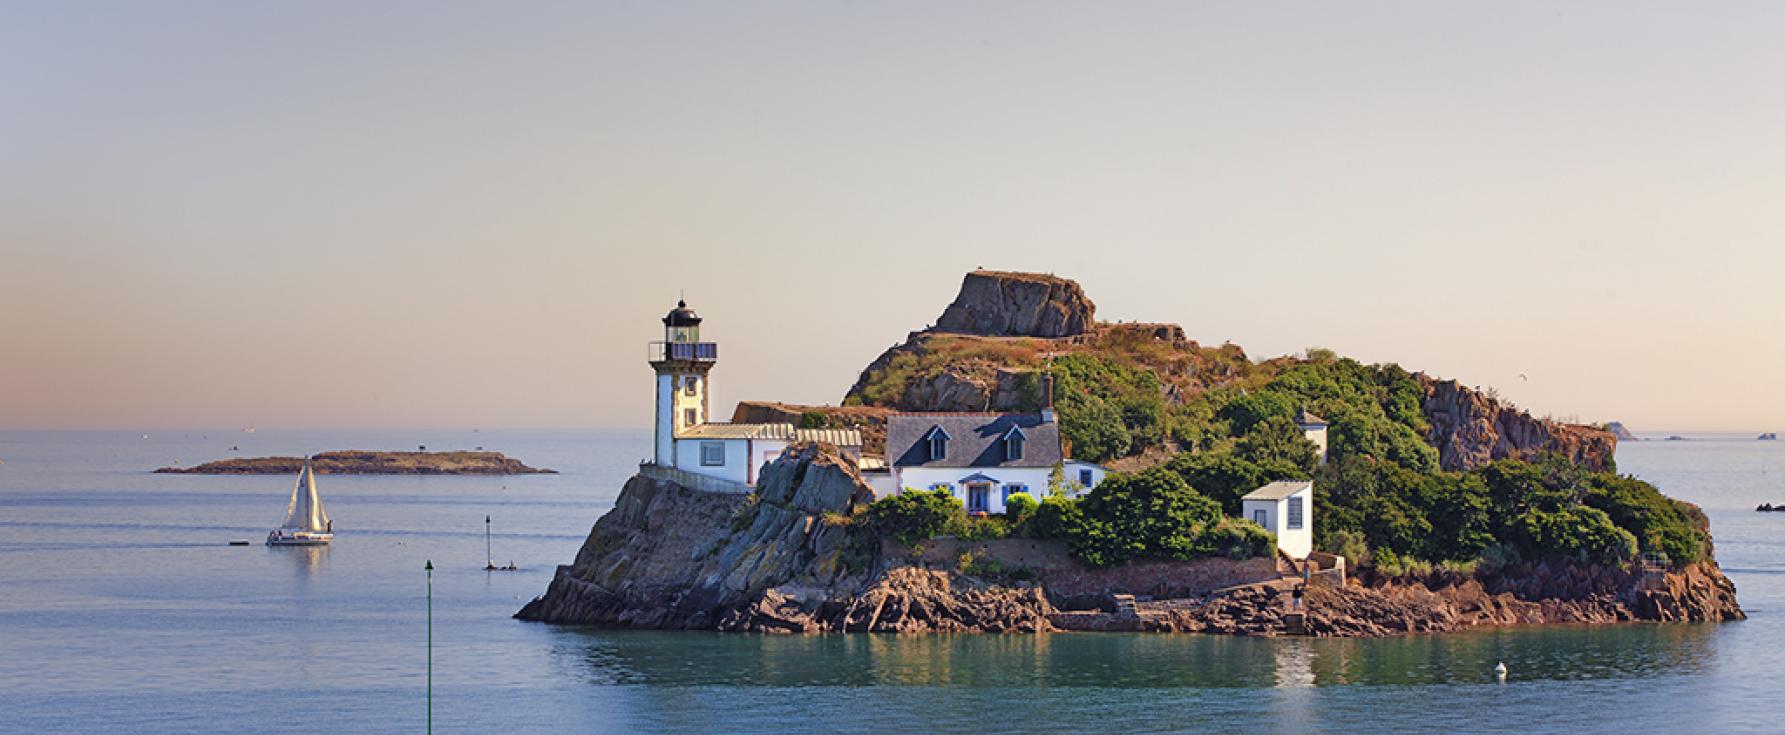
649, 300, 717, 467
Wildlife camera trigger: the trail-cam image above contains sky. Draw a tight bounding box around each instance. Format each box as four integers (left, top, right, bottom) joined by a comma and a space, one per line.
2, 1, 1782, 432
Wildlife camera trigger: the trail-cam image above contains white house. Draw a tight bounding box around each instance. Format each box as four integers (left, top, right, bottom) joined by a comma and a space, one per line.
648, 300, 861, 486
1063, 459, 1108, 493
1241, 480, 1314, 559
869, 406, 1104, 513
1294, 409, 1328, 465
675, 422, 862, 485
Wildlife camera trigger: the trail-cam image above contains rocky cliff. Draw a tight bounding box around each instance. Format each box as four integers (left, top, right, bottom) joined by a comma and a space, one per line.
1419, 377, 1618, 472
517, 444, 1055, 632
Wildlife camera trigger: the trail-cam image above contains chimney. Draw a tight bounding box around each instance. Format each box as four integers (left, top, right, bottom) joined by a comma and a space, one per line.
1039, 373, 1056, 423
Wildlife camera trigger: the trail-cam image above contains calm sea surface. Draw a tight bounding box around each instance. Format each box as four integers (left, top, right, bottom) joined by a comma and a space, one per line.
1, 429, 1781, 734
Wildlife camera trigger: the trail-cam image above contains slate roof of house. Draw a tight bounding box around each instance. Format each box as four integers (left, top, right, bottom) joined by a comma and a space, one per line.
886, 413, 1062, 468
1293, 409, 1327, 427
679, 423, 862, 447
1241, 480, 1314, 501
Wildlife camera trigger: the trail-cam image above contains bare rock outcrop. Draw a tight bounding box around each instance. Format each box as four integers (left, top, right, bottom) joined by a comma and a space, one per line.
1419, 377, 1618, 471
515, 444, 870, 627
934, 270, 1094, 338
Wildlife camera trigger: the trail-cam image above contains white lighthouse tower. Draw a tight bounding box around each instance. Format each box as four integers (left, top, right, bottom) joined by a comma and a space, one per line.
650, 300, 717, 467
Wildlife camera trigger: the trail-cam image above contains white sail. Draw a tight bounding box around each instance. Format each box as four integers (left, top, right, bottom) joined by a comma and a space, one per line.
279, 459, 331, 532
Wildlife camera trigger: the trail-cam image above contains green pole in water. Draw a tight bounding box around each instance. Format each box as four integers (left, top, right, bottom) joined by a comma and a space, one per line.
485, 515, 493, 570
425, 559, 433, 734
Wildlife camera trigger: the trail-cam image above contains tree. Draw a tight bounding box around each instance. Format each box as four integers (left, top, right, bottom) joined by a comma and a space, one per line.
1234, 415, 1317, 474
1217, 392, 1295, 435
1050, 354, 1165, 463
1074, 469, 1224, 566
1058, 396, 1130, 464
1163, 452, 1267, 516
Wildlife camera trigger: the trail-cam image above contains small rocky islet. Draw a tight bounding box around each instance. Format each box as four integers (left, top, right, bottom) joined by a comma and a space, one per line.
518, 270, 1743, 637
156, 450, 554, 475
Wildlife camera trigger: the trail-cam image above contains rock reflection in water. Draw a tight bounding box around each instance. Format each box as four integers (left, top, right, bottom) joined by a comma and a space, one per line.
560, 623, 1719, 690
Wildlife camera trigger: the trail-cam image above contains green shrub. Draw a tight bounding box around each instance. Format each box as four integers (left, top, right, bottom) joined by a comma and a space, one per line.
1321, 529, 1370, 567
1519, 505, 1639, 564
1583, 474, 1707, 564
1203, 518, 1276, 559
1027, 495, 1087, 540
1476, 542, 1521, 575
1003, 492, 1038, 520
862, 488, 964, 546
951, 514, 1014, 541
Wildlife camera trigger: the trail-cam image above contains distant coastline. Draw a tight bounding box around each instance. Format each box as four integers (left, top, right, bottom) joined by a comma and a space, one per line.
155, 450, 555, 475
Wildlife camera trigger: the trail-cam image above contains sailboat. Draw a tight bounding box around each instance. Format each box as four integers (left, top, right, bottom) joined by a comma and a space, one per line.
267, 458, 333, 546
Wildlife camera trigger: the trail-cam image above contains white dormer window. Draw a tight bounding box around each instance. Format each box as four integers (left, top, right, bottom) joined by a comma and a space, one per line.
924, 426, 950, 462
1002, 426, 1026, 461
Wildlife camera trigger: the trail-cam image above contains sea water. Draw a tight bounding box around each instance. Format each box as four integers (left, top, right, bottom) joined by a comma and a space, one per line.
1, 429, 1781, 734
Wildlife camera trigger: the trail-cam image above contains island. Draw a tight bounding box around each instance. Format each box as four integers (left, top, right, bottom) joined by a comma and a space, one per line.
156, 450, 555, 475
1760, 432, 1778, 441
517, 270, 1741, 636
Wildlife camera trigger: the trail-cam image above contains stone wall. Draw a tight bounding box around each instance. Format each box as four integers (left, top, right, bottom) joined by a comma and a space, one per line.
905, 537, 1282, 601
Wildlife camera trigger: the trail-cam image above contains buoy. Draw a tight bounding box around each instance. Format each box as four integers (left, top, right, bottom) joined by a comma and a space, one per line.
1495, 661, 1508, 680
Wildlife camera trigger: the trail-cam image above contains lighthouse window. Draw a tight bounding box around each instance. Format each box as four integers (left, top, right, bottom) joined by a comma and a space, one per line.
700, 442, 725, 466
684, 376, 699, 396
684, 408, 698, 427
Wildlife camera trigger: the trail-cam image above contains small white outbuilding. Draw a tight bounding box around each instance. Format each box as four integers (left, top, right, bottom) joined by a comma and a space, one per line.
1241, 480, 1314, 559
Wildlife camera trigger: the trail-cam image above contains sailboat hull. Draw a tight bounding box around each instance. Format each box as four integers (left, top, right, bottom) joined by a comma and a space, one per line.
266, 531, 333, 546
